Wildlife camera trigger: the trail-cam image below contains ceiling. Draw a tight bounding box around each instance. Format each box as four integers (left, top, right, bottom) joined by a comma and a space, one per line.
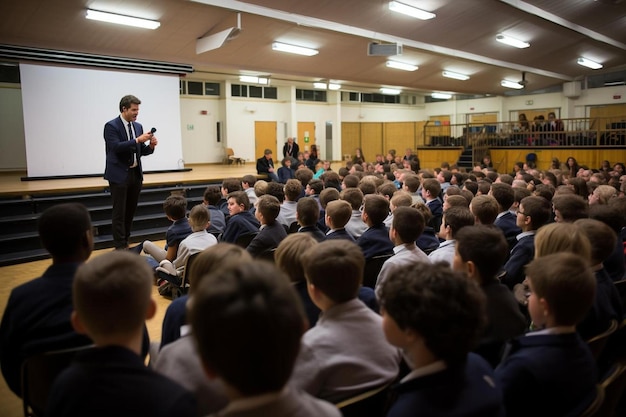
1, 0, 626, 96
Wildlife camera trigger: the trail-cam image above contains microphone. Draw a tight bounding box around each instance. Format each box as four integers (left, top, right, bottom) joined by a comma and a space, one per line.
150, 127, 157, 134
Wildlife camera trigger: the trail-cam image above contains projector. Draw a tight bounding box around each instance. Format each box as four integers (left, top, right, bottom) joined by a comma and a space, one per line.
367, 42, 403, 56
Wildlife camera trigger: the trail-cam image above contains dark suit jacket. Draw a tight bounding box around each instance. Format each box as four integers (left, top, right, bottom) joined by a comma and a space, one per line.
282, 142, 300, 159
495, 212, 521, 242
256, 156, 275, 175
103, 117, 154, 184
221, 211, 260, 243
47, 346, 197, 417
247, 222, 287, 256
357, 224, 394, 259
502, 234, 534, 289
326, 228, 356, 242
388, 353, 504, 417
298, 226, 326, 242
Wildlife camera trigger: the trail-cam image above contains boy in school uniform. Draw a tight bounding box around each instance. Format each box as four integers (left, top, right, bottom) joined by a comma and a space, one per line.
428, 206, 474, 267
421, 178, 443, 231
324, 200, 355, 242
247, 194, 288, 257
495, 253, 599, 417
241, 174, 258, 206
218, 178, 243, 216
379, 262, 504, 417
190, 260, 342, 417
220, 191, 260, 244
356, 194, 394, 260
47, 251, 197, 417
340, 187, 368, 239
202, 185, 226, 234
290, 240, 401, 403
296, 197, 326, 242
279, 178, 302, 228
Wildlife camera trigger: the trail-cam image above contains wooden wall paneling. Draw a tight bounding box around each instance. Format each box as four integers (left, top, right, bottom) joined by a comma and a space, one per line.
384, 122, 415, 157
489, 148, 626, 173
418, 148, 463, 171
415, 121, 427, 146
360, 122, 383, 164
254, 121, 277, 159
341, 122, 361, 161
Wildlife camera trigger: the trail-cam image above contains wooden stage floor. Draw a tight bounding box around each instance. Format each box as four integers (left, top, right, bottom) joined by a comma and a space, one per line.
0, 163, 260, 197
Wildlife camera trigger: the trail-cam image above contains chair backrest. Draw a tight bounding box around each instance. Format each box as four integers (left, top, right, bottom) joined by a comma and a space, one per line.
235, 232, 258, 248
592, 361, 626, 417
22, 345, 94, 417
288, 221, 300, 234
226, 147, 234, 157
579, 384, 604, 417
362, 254, 393, 289
335, 383, 391, 417
180, 251, 201, 293
587, 319, 620, 362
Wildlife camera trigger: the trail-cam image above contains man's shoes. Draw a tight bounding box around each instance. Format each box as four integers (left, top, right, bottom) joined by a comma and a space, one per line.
127, 243, 144, 254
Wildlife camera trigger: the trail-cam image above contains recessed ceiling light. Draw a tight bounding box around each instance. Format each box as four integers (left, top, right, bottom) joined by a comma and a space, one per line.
431, 92, 452, 99
442, 71, 470, 81
86, 9, 160, 30
380, 87, 401, 95
271, 42, 318, 56
240, 75, 259, 83
313, 82, 327, 89
501, 79, 524, 89
496, 34, 530, 49
328, 83, 341, 90
388, 1, 436, 20
386, 60, 418, 71
577, 57, 603, 70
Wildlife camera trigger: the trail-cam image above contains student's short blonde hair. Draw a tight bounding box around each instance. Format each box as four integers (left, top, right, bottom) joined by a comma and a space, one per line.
534, 222, 591, 261
325, 200, 352, 229
188, 204, 210, 232
390, 191, 413, 208
275, 234, 318, 283
187, 243, 252, 293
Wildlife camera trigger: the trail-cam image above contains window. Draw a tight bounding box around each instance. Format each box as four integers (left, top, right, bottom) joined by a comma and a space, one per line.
187, 81, 203, 96
249, 85, 263, 98
231, 84, 248, 97
296, 89, 326, 102
204, 82, 220, 96
264, 86, 277, 99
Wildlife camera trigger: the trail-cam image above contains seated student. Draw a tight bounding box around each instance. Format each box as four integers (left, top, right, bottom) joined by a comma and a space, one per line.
290, 240, 401, 403
375, 207, 430, 296
155, 245, 251, 415
155, 204, 218, 284
324, 200, 355, 241
589, 204, 626, 281
279, 178, 302, 228
246, 194, 287, 257
202, 185, 226, 235
469, 194, 499, 226
402, 174, 424, 204
379, 262, 504, 417
495, 253, 599, 417
241, 174, 258, 206
277, 157, 296, 183
134, 194, 192, 268
218, 178, 242, 216
296, 197, 326, 242
573, 219, 624, 342
443, 194, 469, 211
275, 234, 378, 328
412, 201, 441, 255
220, 191, 260, 244
0, 203, 94, 397
357, 194, 395, 259
502, 196, 551, 290
340, 187, 368, 239
428, 206, 475, 267
159, 244, 252, 349
47, 251, 197, 417
318, 187, 340, 233
490, 183, 522, 251
305, 178, 324, 210
421, 178, 443, 231
190, 260, 342, 417
384, 191, 412, 229
454, 225, 528, 367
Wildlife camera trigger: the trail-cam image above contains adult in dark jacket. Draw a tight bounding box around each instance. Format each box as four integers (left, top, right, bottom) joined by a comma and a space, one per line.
256, 148, 280, 182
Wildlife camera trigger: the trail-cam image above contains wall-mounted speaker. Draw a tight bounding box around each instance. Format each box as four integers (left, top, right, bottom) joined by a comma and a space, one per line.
367, 42, 402, 56
563, 81, 581, 98
216, 121, 222, 142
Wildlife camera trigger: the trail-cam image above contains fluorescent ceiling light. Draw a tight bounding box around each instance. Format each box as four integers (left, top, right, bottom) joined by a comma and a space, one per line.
272, 42, 318, 56
431, 92, 452, 99
328, 83, 341, 90
380, 87, 401, 95
86, 9, 160, 30
577, 57, 603, 70
239, 75, 269, 84
313, 82, 327, 89
388, 1, 436, 20
501, 79, 524, 89
496, 34, 530, 49
386, 60, 418, 71
314, 82, 342, 90
442, 70, 470, 81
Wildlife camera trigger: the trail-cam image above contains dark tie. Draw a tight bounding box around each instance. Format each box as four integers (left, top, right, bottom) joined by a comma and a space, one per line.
127, 122, 136, 166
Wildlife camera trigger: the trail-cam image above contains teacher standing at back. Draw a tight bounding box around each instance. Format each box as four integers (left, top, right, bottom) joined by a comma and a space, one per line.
104, 95, 158, 249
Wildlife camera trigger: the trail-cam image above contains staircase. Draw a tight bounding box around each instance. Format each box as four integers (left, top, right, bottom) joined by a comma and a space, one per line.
457, 146, 473, 171
0, 183, 215, 267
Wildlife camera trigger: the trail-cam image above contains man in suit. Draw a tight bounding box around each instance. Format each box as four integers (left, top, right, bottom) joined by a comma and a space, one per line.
104, 95, 158, 249
256, 148, 280, 182
282, 137, 299, 161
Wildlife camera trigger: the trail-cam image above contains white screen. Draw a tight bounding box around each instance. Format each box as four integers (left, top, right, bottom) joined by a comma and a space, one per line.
20, 63, 183, 178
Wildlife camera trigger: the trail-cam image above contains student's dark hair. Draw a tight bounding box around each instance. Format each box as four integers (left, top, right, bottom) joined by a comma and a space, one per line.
403, 175, 421, 193
265, 182, 285, 202
422, 178, 441, 197
163, 194, 188, 220
340, 187, 364, 210
321, 171, 341, 188
552, 194, 589, 222
319, 187, 340, 208
445, 186, 462, 197
392, 207, 424, 243
190, 261, 305, 396
284, 179, 303, 201
470, 195, 498, 225
378, 182, 398, 200
307, 179, 324, 195
119, 94, 141, 112
499, 174, 514, 185
338, 167, 349, 178
477, 180, 492, 195
222, 178, 242, 193
358, 178, 377, 196
525, 253, 595, 326
589, 203, 623, 232
440, 170, 453, 182
533, 183, 555, 202
188, 204, 210, 230
574, 218, 617, 264
363, 194, 389, 225
227, 191, 250, 211
445, 195, 469, 208
343, 174, 360, 188
567, 177, 589, 199
463, 181, 478, 195
325, 200, 352, 229
513, 187, 531, 204
519, 196, 551, 229
443, 206, 475, 235
242, 174, 256, 186
256, 195, 281, 224
295, 169, 313, 187
303, 240, 364, 303
455, 225, 508, 280
296, 197, 319, 226
379, 261, 486, 366
203, 185, 222, 205
38, 203, 92, 259
490, 182, 514, 211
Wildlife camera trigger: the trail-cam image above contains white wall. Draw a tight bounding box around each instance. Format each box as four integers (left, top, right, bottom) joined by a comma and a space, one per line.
179, 97, 222, 164
0, 87, 26, 170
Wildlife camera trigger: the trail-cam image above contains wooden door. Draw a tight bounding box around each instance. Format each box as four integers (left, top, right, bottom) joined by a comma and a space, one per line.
360, 123, 383, 164
297, 121, 316, 152
255, 121, 277, 160
341, 122, 361, 161
384, 122, 415, 156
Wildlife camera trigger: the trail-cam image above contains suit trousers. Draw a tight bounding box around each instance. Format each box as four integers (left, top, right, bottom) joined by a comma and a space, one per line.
109, 167, 142, 249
